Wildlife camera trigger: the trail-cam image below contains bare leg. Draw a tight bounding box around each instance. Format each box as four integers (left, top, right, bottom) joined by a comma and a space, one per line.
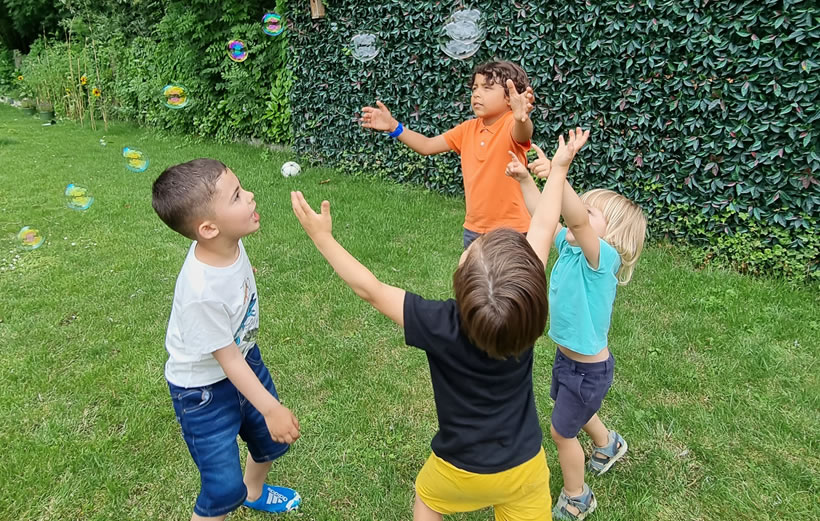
244, 451, 275, 502
191, 513, 226, 521
581, 414, 609, 448
551, 424, 586, 516
413, 494, 443, 521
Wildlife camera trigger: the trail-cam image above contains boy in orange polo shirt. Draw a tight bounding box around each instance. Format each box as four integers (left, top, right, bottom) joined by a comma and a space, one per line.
361, 61, 535, 248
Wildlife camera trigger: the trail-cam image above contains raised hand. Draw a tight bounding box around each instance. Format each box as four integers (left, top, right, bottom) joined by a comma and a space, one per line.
360, 101, 398, 132
505, 151, 530, 182
507, 79, 535, 123
552, 128, 590, 169
528, 144, 552, 179
291, 191, 332, 240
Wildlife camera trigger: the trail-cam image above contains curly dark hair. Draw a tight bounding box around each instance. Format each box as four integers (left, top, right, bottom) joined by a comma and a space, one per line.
470, 61, 530, 97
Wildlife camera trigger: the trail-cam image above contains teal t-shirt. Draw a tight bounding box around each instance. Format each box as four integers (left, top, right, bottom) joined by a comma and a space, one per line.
548, 227, 621, 356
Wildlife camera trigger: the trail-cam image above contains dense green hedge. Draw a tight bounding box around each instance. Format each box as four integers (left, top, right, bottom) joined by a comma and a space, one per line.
289, 0, 819, 282
10, 0, 292, 144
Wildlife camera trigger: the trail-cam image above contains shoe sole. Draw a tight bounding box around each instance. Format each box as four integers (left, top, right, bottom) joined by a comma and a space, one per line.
590, 438, 628, 476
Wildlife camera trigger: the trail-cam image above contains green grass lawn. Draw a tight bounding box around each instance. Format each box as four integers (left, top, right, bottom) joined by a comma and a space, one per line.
0, 103, 818, 521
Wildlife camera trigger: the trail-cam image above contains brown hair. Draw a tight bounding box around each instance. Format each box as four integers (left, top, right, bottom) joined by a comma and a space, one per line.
581, 189, 648, 285
152, 158, 227, 239
471, 61, 530, 98
453, 228, 547, 359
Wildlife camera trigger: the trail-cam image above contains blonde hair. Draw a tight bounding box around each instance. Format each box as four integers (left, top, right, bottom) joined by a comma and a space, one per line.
580, 189, 647, 285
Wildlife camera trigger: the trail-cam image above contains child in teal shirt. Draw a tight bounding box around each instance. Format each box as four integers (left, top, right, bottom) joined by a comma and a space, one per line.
507, 132, 647, 520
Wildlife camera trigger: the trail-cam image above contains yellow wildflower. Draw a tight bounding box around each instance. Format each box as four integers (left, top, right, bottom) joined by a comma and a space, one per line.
92, 87, 101, 97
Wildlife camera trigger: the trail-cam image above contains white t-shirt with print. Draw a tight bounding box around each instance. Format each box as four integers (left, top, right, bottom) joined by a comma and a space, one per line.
164, 240, 260, 387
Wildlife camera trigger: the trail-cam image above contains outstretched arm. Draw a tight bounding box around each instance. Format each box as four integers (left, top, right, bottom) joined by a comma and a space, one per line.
507, 79, 535, 144
526, 129, 589, 265
361, 101, 450, 156
561, 178, 601, 269
529, 129, 597, 268
291, 191, 406, 326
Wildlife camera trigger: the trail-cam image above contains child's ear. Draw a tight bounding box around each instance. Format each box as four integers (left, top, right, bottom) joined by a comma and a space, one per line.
196, 220, 220, 240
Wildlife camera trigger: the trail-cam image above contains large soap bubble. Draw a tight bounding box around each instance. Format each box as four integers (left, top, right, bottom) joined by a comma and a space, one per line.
123, 147, 149, 173
263, 13, 284, 36
162, 84, 190, 109
228, 40, 248, 62
350, 33, 380, 62
17, 226, 44, 250
439, 8, 486, 60
65, 183, 94, 211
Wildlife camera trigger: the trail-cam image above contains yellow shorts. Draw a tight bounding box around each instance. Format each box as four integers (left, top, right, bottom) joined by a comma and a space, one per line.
415, 447, 551, 521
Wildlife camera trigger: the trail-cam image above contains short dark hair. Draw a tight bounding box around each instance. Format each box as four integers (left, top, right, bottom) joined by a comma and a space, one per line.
471, 61, 530, 98
152, 159, 227, 239
453, 228, 547, 359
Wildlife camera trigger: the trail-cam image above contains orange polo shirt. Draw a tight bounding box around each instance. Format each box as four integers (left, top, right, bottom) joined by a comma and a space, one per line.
443, 111, 531, 234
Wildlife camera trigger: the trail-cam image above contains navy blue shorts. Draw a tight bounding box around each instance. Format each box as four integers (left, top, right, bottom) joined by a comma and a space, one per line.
550, 348, 615, 439
168, 345, 290, 517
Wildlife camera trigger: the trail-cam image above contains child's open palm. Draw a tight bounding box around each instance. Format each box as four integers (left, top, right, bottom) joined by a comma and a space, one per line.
507, 79, 535, 123
552, 127, 590, 168
291, 191, 332, 240
360, 101, 396, 132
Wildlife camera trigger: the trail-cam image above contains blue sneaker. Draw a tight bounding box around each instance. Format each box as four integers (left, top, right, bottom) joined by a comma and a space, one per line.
243, 484, 301, 513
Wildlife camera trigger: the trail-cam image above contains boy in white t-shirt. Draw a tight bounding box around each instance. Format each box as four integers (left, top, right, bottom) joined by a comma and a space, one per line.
152, 159, 301, 521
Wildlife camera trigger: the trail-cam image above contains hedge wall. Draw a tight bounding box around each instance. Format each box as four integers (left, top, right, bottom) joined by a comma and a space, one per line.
289, 0, 819, 282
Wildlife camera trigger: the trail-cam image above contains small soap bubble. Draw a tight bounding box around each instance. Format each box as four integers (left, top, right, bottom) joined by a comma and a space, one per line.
162, 84, 190, 109
262, 13, 284, 36
65, 183, 94, 211
17, 226, 44, 250
123, 147, 150, 173
228, 40, 248, 62
350, 33, 380, 62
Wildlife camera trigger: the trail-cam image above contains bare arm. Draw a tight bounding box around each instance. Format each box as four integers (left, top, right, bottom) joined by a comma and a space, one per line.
526, 130, 590, 265
508, 79, 535, 144
505, 150, 541, 215
561, 180, 601, 269
361, 101, 450, 156
212, 344, 300, 443
291, 192, 406, 326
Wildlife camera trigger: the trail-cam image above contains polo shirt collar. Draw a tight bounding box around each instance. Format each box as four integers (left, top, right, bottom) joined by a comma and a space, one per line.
479, 110, 512, 134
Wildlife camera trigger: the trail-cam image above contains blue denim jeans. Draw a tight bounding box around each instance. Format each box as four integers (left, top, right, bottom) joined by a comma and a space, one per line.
168, 345, 290, 517
463, 228, 483, 249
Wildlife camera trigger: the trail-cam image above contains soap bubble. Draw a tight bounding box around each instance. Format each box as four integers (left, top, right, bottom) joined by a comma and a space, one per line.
350, 33, 380, 62
443, 10, 485, 43
228, 40, 248, 62
281, 161, 301, 177
262, 13, 284, 36
123, 147, 149, 173
162, 84, 190, 109
65, 183, 94, 211
17, 226, 44, 250
439, 8, 486, 60
440, 39, 482, 60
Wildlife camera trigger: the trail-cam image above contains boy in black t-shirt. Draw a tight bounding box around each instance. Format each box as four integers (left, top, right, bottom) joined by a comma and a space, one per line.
291, 129, 588, 521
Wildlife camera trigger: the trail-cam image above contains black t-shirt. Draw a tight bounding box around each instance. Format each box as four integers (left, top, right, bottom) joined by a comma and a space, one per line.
403, 292, 543, 474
